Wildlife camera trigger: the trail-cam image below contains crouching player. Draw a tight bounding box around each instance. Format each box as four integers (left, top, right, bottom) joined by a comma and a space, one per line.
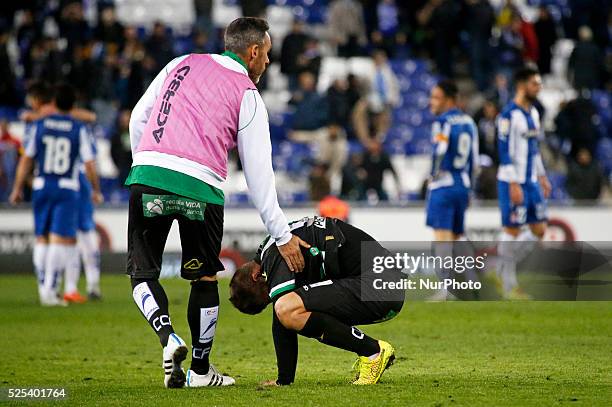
230, 216, 405, 385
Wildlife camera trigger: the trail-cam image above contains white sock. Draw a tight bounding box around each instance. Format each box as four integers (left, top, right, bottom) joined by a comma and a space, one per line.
515, 229, 539, 263
44, 244, 78, 296
455, 236, 480, 288
78, 230, 101, 294
497, 232, 518, 292
33, 242, 47, 287
64, 250, 81, 294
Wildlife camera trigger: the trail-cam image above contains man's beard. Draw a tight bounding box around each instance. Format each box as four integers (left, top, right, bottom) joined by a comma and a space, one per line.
525, 93, 538, 103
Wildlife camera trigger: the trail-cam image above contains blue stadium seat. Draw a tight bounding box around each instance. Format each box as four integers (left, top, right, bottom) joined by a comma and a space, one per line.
596, 138, 612, 175
0, 107, 19, 121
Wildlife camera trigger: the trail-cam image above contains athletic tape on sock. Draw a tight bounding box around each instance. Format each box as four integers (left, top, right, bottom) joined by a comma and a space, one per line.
132, 282, 160, 321
199, 306, 218, 343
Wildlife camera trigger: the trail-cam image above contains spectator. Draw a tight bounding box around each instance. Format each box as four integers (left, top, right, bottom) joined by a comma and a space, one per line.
58, 2, 90, 56
568, 26, 605, 90
418, 0, 461, 78
289, 72, 328, 131
326, 78, 352, 131
371, 0, 400, 57
0, 30, 20, 107
193, 0, 215, 50
489, 72, 511, 107
341, 152, 367, 200
309, 162, 331, 201
327, 0, 368, 57
95, 6, 125, 49
25, 37, 64, 86
297, 38, 322, 81
475, 157, 498, 200
0, 120, 21, 201
122, 26, 146, 62
367, 50, 399, 140
497, 14, 527, 75
518, 15, 539, 64
566, 148, 603, 200
346, 74, 363, 114
352, 50, 399, 146
361, 140, 400, 201
464, 0, 495, 90
67, 42, 98, 103
192, 29, 213, 54
474, 98, 499, 164
110, 109, 133, 183
280, 19, 310, 90
16, 9, 38, 64
534, 6, 558, 75
289, 72, 348, 186
554, 93, 600, 159
145, 21, 175, 71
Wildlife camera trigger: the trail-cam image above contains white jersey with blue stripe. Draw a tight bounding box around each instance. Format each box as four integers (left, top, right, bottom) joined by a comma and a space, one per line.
429, 108, 479, 190
496, 102, 546, 185
24, 114, 95, 191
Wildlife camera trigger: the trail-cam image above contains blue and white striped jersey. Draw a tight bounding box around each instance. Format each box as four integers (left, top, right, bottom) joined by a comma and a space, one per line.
429, 108, 479, 190
496, 102, 546, 184
24, 114, 95, 191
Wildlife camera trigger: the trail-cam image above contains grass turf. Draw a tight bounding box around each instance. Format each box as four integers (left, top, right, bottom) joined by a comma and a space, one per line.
0, 274, 610, 406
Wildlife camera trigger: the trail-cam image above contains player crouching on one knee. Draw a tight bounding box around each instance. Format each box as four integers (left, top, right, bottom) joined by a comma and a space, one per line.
230, 216, 405, 385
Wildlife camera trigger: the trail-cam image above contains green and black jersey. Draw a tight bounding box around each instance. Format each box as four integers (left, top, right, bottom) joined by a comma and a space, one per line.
254, 216, 387, 300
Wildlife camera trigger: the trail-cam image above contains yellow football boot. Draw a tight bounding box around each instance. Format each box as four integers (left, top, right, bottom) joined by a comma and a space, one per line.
352, 340, 395, 385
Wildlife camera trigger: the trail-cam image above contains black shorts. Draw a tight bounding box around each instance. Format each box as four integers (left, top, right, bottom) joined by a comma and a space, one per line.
295, 276, 404, 326
126, 184, 225, 280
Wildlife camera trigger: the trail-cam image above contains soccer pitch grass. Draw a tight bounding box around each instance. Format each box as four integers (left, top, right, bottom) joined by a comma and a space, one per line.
1, 275, 610, 406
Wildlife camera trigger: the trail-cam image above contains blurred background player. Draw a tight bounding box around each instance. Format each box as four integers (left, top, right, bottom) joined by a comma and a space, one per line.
496, 67, 551, 300
9, 84, 102, 306
230, 216, 404, 385
21, 82, 102, 304
126, 17, 309, 388
426, 80, 479, 300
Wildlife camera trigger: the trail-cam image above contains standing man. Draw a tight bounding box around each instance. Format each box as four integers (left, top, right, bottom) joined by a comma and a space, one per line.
425, 80, 479, 300
10, 84, 102, 306
496, 67, 551, 300
126, 17, 309, 388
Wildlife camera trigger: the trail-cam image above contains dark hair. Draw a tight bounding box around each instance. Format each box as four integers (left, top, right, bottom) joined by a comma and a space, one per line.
229, 261, 270, 315
224, 17, 269, 55
513, 66, 539, 85
436, 79, 458, 99
54, 83, 76, 111
26, 81, 53, 104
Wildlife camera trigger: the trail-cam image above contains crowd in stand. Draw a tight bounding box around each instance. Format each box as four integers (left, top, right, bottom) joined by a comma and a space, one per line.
0, 0, 610, 204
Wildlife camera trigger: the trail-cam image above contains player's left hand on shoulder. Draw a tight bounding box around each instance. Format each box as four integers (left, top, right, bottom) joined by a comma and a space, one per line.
278, 234, 310, 273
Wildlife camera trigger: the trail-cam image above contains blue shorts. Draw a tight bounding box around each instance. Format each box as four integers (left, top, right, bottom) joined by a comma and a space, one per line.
426, 186, 469, 235
32, 187, 80, 238
498, 181, 547, 227
78, 173, 95, 232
